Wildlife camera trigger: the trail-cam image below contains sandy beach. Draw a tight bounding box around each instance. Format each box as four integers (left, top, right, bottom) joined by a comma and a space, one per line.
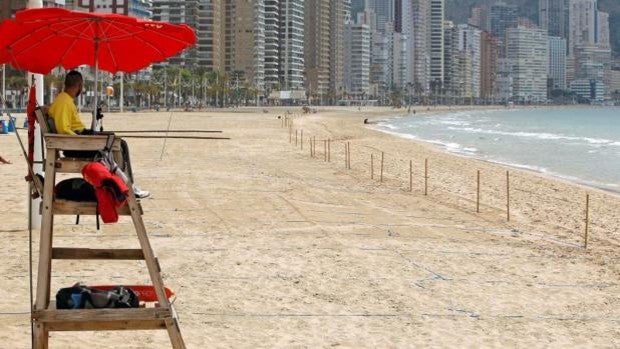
0, 107, 618, 348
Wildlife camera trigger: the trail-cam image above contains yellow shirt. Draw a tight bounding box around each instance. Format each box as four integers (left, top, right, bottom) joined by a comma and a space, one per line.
48, 92, 85, 135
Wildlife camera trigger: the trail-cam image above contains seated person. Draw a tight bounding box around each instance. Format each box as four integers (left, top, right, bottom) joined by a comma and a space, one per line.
48, 70, 149, 198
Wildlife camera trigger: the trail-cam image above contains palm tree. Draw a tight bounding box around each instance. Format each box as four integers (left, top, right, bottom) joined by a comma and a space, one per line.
44, 73, 64, 104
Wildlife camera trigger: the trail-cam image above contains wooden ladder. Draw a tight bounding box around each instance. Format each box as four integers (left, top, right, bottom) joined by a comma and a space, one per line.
31, 133, 185, 349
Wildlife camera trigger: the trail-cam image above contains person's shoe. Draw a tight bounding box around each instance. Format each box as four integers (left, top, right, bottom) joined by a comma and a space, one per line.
133, 186, 150, 199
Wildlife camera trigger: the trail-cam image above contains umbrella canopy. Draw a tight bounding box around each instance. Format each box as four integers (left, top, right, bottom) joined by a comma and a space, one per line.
0, 8, 196, 74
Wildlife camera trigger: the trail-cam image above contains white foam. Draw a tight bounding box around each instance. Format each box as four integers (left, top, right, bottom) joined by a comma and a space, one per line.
377, 123, 399, 130
447, 127, 620, 146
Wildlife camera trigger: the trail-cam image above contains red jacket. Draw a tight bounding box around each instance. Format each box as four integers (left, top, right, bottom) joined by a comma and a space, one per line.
82, 162, 129, 223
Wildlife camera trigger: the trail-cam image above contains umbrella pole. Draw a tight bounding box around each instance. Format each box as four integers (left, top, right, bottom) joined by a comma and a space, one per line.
92, 40, 100, 131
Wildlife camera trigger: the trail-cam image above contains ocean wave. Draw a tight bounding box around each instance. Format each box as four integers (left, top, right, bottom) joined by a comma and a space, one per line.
437, 120, 471, 126
377, 123, 399, 130
448, 127, 620, 146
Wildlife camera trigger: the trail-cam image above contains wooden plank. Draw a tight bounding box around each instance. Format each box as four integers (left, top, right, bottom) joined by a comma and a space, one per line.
33, 307, 171, 323
34, 108, 51, 134
44, 134, 121, 151
55, 159, 91, 173
46, 319, 167, 332
54, 150, 124, 173
34, 322, 48, 349
125, 186, 172, 309
52, 248, 145, 260
35, 148, 58, 311
51, 200, 137, 216
165, 317, 187, 349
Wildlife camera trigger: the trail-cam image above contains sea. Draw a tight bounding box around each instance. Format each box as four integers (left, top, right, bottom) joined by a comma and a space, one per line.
375, 107, 620, 193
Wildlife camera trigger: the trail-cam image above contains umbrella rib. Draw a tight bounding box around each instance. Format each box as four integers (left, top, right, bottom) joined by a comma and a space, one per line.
104, 21, 168, 61
57, 37, 80, 71
8, 29, 69, 60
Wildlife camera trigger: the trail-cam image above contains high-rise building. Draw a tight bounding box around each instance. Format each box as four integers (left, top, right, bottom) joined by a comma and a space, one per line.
574, 44, 611, 85
350, 0, 367, 22
370, 28, 390, 93
305, 0, 331, 96
489, 2, 517, 49
609, 69, 620, 94
264, 0, 279, 90
411, 0, 430, 94
570, 78, 605, 101
456, 24, 481, 98
443, 21, 456, 98
152, 0, 200, 66
567, 1, 610, 92
305, 0, 347, 97
506, 26, 548, 102
68, 0, 152, 18
224, 0, 265, 91
394, 0, 402, 33
548, 36, 567, 90
495, 57, 513, 101
344, 22, 371, 95
568, 0, 597, 55
429, 0, 444, 92
596, 11, 610, 48
398, 0, 416, 87
445, 22, 482, 99
278, 0, 304, 90
480, 31, 498, 99
391, 31, 408, 89
373, 0, 394, 31
539, 0, 567, 39
196, 0, 223, 71
2, 0, 60, 19
330, 0, 348, 94
468, 6, 486, 30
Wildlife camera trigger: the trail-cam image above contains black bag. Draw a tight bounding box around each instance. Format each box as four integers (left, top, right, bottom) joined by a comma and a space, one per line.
56, 284, 140, 309
54, 178, 97, 202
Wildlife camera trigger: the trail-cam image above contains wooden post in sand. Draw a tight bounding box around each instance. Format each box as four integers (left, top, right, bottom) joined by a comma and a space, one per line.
344, 143, 348, 168
289, 126, 292, 143
424, 158, 428, 196
295, 130, 298, 146
476, 170, 481, 213
324, 140, 327, 162
506, 171, 510, 222
409, 160, 413, 192
314, 137, 317, 159
328, 139, 331, 162
380, 152, 384, 182
347, 142, 351, 169
584, 193, 590, 249
371, 154, 374, 179
309, 139, 313, 157
301, 130, 304, 150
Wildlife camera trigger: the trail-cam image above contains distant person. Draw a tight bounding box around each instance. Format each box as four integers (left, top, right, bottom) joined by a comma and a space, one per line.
48, 70, 149, 198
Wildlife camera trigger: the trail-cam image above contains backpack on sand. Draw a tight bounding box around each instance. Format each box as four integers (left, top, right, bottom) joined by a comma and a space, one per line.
56, 283, 140, 309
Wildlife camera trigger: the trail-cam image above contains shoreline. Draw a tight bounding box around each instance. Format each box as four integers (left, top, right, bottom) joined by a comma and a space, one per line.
368, 107, 620, 198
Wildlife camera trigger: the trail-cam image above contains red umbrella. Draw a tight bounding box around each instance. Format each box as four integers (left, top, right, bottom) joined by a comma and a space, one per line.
0, 8, 196, 74
0, 7, 196, 129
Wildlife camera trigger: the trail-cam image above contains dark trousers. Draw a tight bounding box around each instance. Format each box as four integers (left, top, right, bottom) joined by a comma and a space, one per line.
63, 137, 134, 181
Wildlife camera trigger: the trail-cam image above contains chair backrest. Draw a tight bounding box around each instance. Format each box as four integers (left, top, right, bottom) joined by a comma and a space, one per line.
34, 107, 57, 134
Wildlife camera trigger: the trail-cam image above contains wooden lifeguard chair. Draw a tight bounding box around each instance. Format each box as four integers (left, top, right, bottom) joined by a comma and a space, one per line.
30, 109, 185, 348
